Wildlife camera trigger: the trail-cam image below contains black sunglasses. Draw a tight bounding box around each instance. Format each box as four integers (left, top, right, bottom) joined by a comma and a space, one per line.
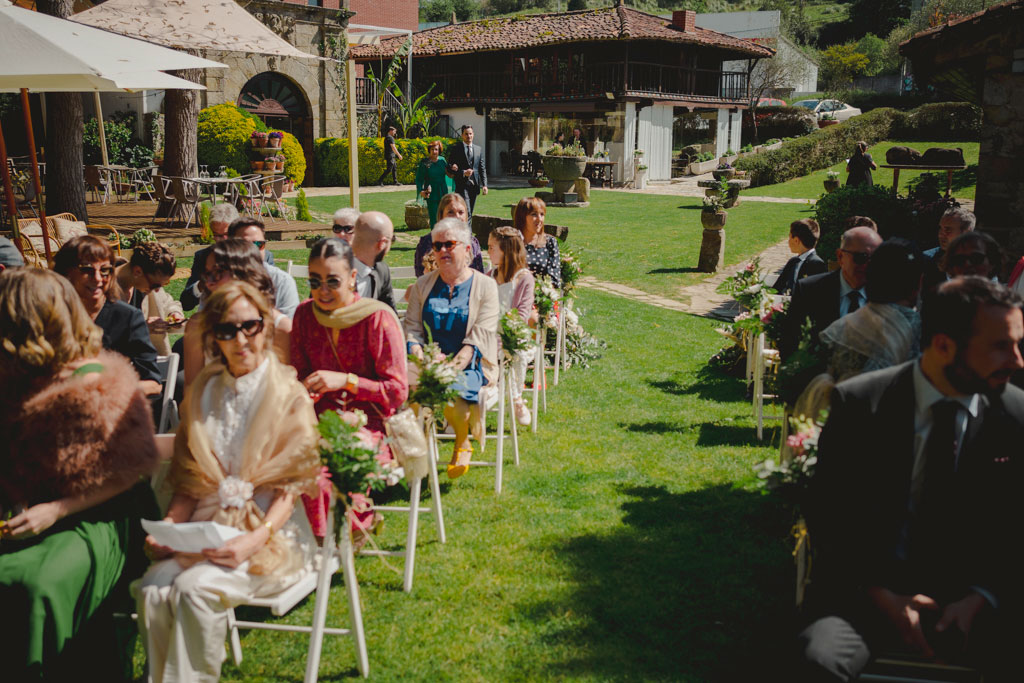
949, 252, 988, 267
333, 224, 355, 235
308, 276, 345, 291
212, 317, 264, 341
252, 240, 266, 248
841, 249, 871, 265
78, 264, 115, 279
202, 269, 225, 284
432, 240, 461, 252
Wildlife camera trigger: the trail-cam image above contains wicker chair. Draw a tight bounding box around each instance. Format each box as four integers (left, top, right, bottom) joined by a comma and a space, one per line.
14, 213, 122, 258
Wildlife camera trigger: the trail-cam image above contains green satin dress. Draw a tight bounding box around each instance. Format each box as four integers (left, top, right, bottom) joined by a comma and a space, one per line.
415, 156, 450, 227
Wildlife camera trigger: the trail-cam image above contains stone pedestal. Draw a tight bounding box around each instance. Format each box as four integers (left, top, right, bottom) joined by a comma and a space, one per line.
698, 228, 725, 273
574, 177, 590, 202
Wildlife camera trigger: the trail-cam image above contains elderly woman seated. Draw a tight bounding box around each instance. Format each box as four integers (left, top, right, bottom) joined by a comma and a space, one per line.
0, 268, 160, 680
405, 217, 499, 478
135, 281, 321, 683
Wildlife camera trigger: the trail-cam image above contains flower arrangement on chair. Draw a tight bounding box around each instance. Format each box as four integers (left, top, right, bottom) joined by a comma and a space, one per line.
318, 409, 388, 511
498, 310, 535, 362
560, 247, 584, 299
408, 341, 460, 413
534, 275, 561, 330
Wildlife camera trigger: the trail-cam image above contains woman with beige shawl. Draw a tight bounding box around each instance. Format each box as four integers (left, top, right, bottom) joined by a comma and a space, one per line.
405, 217, 499, 478
135, 281, 321, 683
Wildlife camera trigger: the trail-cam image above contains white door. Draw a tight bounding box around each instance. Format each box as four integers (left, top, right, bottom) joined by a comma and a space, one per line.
637, 104, 673, 181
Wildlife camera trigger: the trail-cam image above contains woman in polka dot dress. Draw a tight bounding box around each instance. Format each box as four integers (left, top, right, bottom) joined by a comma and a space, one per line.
513, 197, 561, 289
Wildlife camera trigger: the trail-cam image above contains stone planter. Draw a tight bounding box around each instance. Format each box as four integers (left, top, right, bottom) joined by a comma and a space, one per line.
404, 201, 430, 230
268, 137, 283, 148
721, 155, 738, 165
698, 223, 726, 273
635, 170, 648, 189
690, 159, 718, 175
542, 155, 587, 198
712, 168, 735, 181
700, 209, 727, 230
765, 142, 783, 151
823, 179, 840, 193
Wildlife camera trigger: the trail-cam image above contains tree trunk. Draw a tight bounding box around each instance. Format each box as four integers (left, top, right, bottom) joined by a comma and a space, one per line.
162, 66, 203, 179
37, 0, 87, 221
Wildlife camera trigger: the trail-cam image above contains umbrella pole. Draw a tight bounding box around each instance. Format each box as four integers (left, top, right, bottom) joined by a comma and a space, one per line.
20, 88, 50, 261
94, 92, 109, 166
0, 119, 21, 252
347, 58, 359, 211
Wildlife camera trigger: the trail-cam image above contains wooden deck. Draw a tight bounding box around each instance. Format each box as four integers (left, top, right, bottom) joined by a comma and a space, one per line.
84, 198, 331, 246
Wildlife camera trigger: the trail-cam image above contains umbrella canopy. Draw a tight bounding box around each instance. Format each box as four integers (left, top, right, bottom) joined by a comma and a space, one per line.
0, 0, 225, 92
72, 0, 322, 60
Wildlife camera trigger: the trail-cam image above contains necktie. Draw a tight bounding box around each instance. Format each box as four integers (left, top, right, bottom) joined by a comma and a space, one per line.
918, 400, 961, 533
466, 144, 473, 164
846, 290, 861, 314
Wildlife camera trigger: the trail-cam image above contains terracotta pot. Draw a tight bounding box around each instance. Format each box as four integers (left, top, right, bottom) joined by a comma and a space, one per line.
701, 209, 727, 230
269, 137, 282, 148
277, 161, 285, 171
252, 160, 265, 171
823, 179, 840, 193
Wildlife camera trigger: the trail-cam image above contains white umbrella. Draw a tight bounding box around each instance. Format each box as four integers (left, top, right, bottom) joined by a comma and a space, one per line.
0, 0, 226, 258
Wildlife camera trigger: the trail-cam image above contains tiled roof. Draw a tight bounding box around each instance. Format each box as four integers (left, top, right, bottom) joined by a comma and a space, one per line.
350, 6, 774, 59
900, 0, 1023, 49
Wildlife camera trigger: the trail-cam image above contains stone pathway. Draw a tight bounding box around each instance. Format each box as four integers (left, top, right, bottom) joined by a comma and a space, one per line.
579, 237, 794, 321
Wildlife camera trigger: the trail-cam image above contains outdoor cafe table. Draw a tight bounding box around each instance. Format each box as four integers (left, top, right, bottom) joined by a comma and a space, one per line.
190, 176, 249, 205
584, 160, 617, 187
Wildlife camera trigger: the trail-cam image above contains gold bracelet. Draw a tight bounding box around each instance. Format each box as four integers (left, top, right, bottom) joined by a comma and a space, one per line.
263, 520, 274, 535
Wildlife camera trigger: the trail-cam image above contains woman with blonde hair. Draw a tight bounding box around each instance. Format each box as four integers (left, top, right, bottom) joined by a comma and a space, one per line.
513, 196, 562, 288
136, 280, 321, 683
413, 192, 485, 276
0, 268, 160, 680
486, 226, 536, 425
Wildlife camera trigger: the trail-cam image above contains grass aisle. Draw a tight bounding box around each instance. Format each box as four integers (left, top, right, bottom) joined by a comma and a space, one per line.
203, 290, 793, 682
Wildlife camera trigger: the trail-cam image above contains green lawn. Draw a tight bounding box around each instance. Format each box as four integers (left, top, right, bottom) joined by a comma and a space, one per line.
751, 140, 979, 201
137, 288, 790, 682
307, 189, 810, 299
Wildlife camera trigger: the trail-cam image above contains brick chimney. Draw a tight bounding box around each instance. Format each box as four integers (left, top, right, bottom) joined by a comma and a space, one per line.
672, 10, 697, 33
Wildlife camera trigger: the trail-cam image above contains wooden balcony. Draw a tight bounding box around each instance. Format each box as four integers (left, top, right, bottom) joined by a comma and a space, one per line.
422, 62, 749, 107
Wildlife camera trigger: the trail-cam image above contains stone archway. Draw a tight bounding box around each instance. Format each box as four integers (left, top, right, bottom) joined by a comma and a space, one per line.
237, 72, 314, 185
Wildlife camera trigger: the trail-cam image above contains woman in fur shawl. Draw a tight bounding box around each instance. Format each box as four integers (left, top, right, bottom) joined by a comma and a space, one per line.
0, 268, 161, 680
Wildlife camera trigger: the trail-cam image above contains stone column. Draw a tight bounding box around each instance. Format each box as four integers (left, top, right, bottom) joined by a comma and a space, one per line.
698, 228, 725, 273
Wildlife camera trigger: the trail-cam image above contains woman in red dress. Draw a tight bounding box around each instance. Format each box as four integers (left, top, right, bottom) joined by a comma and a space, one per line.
290, 237, 408, 538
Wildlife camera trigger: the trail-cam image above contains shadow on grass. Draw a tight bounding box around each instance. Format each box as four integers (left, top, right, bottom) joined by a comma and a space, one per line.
514, 484, 795, 680
951, 164, 977, 194
678, 204, 704, 210
646, 365, 747, 403
696, 422, 770, 448
647, 266, 703, 275
620, 420, 689, 434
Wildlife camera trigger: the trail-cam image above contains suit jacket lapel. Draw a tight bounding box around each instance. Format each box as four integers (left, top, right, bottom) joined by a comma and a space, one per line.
877, 362, 917, 486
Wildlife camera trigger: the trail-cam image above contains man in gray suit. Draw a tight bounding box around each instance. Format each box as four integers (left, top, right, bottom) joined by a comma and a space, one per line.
447, 125, 488, 218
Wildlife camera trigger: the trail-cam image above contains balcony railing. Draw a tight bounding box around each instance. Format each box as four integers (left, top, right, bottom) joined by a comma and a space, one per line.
419, 63, 748, 104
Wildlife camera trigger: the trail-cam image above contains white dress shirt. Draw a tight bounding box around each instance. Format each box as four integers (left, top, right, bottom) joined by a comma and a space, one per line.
354, 257, 374, 298
838, 272, 866, 317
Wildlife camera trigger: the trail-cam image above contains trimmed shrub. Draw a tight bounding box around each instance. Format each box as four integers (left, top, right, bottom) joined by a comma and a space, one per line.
894, 102, 982, 141
741, 106, 817, 145
315, 136, 458, 186
843, 90, 936, 112
279, 131, 305, 185
812, 184, 914, 257
736, 108, 907, 187
197, 103, 266, 173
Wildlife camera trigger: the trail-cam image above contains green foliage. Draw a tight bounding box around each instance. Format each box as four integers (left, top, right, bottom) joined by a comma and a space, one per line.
295, 188, 313, 222
83, 117, 132, 165
848, 0, 913, 40
812, 183, 914, 256
317, 410, 387, 506
391, 82, 443, 138
120, 227, 158, 250
855, 33, 893, 76
567, 0, 587, 8
842, 90, 937, 112
314, 136, 457, 186
820, 44, 870, 90
742, 106, 817, 145
898, 102, 982, 141
279, 131, 306, 185
197, 103, 265, 173
421, 0, 479, 21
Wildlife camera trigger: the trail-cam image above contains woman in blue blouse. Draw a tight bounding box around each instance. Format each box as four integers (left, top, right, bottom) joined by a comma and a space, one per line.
415, 140, 450, 227
404, 218, 499, 478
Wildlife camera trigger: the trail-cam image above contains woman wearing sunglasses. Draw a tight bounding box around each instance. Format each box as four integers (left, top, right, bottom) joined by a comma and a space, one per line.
182, 238, 291, 386
405, 218, 499, 477
53, 235, 162, 396
0, 268, 161, 680
412, 192, 485, 276
136, 281, 321, 683
290, 238, 408, 538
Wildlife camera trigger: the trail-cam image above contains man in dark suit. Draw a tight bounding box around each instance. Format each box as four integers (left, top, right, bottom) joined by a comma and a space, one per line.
774, 218, 827, 295
180, 203, 237, 311
351, 210, 396, 311
923, 206, 977, 292
797, 277, 1024, 681
447, 125, 488, 218
780, 226, 882, 358
374, 125, 403, 186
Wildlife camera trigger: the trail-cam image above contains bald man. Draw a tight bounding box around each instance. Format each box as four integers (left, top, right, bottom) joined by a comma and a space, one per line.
351, 210, 396, 310
780, 226, 883, 358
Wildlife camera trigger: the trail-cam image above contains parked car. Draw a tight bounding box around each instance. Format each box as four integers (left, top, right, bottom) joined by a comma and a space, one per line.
792, 99, 862, 121
756, 97, 787, 107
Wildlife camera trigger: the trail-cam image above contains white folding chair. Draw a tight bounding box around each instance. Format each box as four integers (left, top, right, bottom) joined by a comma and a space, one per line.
751, 332, 782, 441
155, 353, 180, 434
545, 302, 567, 386
360, 414, 447, 592
227, 487, 369, 680
287, 260, 310, 278
530, 324, 549, 433
433, 362, 520, 493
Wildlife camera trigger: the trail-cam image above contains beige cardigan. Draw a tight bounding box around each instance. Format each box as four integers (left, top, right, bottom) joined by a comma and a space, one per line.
404, 269, 500, 385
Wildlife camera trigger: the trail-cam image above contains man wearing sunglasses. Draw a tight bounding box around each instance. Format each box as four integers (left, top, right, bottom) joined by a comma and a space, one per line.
351, 211, 396, 310
180, 203, 239, 311
228, 218, 300, 318
331, 207, 360, 244
924, 207, 977, 291
781, 226, 882, 358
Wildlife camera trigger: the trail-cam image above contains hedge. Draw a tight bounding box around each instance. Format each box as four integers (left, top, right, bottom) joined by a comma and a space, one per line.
812, 184, 914, 257
197, 103, 306, 186
314, 136, 458, 186
741, 106, 817, 146
735, 102, 981, 187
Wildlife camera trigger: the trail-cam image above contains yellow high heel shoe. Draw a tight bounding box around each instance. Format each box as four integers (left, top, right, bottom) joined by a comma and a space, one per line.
447, 446, 472, 479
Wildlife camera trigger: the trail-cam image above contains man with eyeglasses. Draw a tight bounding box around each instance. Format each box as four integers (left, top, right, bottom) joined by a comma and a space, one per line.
924, 207, 977, 291
180, 203, 240, 311
781, 226, 882, 358
113, 241, 183, 356
228, 218, 300, 318
332, 207, 360, 244
351, 211, 396, 310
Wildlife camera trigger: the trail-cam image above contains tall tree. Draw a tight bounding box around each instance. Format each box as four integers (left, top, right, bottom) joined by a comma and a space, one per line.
36, 0, 87, 221
162, 65, 202, 179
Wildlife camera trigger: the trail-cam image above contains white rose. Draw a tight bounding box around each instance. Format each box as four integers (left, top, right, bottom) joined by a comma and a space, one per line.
218, 475, 254, 510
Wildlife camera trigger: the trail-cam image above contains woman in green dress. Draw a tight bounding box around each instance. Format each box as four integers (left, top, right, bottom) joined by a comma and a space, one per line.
415, 139, 450, 227
0, 268, 160, 680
